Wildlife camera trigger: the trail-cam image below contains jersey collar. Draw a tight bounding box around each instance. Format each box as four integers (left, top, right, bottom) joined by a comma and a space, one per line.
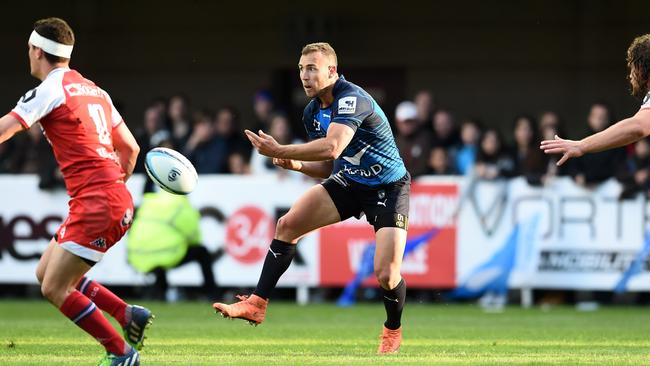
314, 75, 346, 108
44, 67, 70, 80
332, 75, 346, 96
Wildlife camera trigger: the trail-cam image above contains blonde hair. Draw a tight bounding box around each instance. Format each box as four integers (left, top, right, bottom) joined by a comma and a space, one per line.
301, 42, 338, 66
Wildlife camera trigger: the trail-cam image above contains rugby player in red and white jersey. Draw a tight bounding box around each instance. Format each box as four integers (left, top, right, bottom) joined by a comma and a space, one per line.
541, 34, 650, 167
0, 18, 150, 366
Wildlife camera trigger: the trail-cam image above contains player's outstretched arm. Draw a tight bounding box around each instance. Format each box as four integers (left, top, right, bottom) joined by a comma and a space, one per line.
273, 158, 333, 179
112, 122, 140, 181
0, 114, 26, 145
245, 123, 355, 161
541, 109, 650, 166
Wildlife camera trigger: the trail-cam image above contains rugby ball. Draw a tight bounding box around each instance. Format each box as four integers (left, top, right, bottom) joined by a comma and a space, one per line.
144, 147, 198, 195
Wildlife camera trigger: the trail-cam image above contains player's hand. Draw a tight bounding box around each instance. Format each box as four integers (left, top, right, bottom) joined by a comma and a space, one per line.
244, 129, 282, 157
273, 158, 302, 171
540, 135, 584, 166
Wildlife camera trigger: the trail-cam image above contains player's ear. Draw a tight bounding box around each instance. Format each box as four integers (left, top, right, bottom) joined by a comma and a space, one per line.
329, 65, 337, 78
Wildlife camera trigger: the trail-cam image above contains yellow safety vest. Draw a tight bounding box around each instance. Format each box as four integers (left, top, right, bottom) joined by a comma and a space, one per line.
127, 191, 202, 272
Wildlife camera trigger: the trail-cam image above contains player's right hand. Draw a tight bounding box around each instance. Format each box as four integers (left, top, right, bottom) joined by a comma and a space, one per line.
273, 158, 302, 171
540, 135, 584, 166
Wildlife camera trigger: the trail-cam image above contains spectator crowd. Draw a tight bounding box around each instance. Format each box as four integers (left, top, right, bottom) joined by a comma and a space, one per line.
3, 88, 649, 199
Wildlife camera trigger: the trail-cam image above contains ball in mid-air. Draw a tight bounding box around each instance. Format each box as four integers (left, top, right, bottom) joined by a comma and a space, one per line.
144, 147, 198, 195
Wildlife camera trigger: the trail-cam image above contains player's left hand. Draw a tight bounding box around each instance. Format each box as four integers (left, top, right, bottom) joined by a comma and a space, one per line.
540, 135, 584, 166
245, 129, 283, 157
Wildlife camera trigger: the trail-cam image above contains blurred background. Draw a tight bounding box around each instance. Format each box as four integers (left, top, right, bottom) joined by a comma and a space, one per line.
1, 0, 650, 309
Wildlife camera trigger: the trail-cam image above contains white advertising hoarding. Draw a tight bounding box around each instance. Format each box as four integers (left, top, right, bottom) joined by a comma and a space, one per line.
0, 175, 648, 292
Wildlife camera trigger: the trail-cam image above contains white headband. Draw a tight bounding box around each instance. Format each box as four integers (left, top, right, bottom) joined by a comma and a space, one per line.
28, 30, 73, 58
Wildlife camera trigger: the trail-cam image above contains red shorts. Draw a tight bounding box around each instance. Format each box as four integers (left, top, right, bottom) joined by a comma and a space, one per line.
56, 184, 134, 262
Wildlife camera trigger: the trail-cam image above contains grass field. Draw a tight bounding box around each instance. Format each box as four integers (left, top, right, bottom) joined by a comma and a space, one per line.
1, 300, 650, 365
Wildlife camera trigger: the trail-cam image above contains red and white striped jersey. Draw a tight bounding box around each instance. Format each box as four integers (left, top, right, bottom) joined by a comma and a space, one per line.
9, 68, 126, 197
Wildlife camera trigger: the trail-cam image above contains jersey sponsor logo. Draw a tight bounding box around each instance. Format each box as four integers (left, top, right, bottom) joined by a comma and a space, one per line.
64, 83, 105, 98
20, 89, 37, 104
338, 96, 357, 114
313, 119, 321, 131
341, 163, 383, 178
342, 144, 369, 165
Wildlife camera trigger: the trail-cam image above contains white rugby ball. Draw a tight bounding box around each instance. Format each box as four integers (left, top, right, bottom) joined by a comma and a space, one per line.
144, 147, 198, 195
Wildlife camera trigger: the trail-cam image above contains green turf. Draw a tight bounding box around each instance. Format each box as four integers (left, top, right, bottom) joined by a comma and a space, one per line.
1, 300, 649, 365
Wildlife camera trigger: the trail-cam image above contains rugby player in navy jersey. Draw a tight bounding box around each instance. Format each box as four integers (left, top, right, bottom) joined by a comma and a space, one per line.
213, 42, 409, 354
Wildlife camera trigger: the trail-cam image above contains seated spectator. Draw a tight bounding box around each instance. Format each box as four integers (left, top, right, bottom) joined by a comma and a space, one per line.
185, 110, 229, 174
539, 110, 561, 133
538, 111, 571, 182
427, 146, 456, 175
134, 103, 168, 173
168, 94, 193, 150
214, 106, 250, 159
431, 108, 461, 151
13, 125, 63, 189
252, 90, 275, 133
0, 133, 20, 173
456, 118, 481, 175
414, 89, 435, 127
619, 137, 650, 199
249, 112, 304, 180
127, 190, 218, 301
228, 149, 251, 175
394, 101, 433, 177
510, 115, 548, 185
572, 102, 626, 187
475, 128, 515, 180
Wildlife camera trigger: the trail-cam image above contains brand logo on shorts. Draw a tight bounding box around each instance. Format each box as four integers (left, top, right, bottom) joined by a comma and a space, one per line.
90, 237, 106, 249
121, 208, 133, 227
168, 168, 181, 182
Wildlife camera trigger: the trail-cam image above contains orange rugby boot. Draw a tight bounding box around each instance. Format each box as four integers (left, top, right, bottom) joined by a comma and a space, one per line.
377, 325, 402, 354
212, 294, 268, 325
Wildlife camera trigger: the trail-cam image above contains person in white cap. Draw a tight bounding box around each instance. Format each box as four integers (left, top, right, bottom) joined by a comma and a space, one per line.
394, 101, 433, 177
0, 17, 148, 366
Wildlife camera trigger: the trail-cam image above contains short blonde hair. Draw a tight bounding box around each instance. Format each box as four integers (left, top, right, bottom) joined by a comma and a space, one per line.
301, 42, 338, 66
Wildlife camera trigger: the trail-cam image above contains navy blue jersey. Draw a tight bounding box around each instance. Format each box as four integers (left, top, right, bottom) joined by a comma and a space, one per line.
302, 76, 407, 186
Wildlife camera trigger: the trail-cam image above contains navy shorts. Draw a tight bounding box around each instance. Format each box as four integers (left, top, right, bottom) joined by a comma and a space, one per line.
321, 172, 410, 232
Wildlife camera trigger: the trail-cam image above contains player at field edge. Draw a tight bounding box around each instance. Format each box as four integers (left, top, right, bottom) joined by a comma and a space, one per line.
541, 35, 650, 168
0, 18, 152, 366
213, 42, 410, 354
